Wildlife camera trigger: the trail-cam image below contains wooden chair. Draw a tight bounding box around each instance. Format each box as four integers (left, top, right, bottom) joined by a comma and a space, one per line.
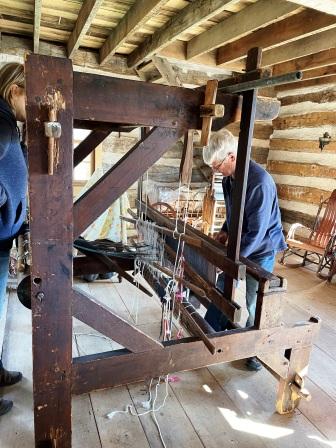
280, 189, 336, 281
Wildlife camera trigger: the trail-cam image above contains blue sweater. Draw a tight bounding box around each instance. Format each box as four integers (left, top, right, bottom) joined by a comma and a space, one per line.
222, 160, 286, 259
0, 97, 28, 248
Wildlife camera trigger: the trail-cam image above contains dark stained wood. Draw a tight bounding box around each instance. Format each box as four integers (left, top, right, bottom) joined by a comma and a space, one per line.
72, 320, 320, 395
225, 47, 261, 300
73, 127, 183, 237
76, 248, 152, 297
26, 54, 73, 448
74, 127, 113, 167
73, 72, 279, 131
73, 255, 134, 276
72, 288, 163, 352
73, 71, 203, 129
139, 202, 245, 283
163, 243, 241, 322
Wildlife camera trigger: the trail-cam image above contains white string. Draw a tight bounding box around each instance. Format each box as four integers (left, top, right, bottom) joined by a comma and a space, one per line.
106, 376, 169, 448
75, 332, 169, 447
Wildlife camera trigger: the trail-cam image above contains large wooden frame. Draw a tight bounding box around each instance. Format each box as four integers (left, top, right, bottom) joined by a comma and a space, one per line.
25, 51, 320, 447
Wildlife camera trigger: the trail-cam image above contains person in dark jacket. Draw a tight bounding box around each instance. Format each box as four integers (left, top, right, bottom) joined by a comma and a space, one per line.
0, 63, 27, 416
203, 129, 286, 371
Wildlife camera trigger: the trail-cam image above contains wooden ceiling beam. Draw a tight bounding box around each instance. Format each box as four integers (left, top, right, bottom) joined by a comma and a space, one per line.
68, 0, 104, 58
276, 74, 336, 92
33, 0, 42, 53
217, 9, 336, 66
262, 27, 336, 67
1, 35, 232, 85
187, 0, 300, 60
127, 0, 237, 69
286, 0, 336, 15
100, 0, 168, 65
272, 48, 336, 75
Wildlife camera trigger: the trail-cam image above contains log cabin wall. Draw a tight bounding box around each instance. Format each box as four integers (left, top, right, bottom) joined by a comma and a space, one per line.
269, 84, 336, 233
226, 121, 273, 170
101, 131, 210, 210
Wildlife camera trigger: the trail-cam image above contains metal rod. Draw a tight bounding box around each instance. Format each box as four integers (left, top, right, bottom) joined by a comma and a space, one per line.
218, 71, 302, 93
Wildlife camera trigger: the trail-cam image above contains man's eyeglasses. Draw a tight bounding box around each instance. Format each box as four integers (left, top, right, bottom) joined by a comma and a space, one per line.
211, 154, 230, 171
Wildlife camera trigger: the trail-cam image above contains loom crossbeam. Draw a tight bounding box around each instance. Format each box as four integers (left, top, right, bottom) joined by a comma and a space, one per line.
25, 50, 319, 448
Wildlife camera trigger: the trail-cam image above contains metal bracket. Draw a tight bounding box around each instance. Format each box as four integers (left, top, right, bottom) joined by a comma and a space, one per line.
44, 121, 62, 139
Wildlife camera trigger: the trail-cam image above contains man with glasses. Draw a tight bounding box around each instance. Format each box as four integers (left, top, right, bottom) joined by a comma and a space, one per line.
203, 129, 286, 371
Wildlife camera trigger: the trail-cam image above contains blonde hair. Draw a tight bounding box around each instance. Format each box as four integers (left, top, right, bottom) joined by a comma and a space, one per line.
0, 63, 25, 108
203, 129, 238, 166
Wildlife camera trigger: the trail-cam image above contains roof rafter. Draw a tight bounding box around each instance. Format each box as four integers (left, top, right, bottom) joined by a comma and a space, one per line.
33, 0, 42, 53
286, 0, 336, 16
217, 9, 336, 66
262, 27, 336, 67
127, 0, 237, 69
186, 0, 301, 60
100, 0, 168, 65
68, 0, 104, 58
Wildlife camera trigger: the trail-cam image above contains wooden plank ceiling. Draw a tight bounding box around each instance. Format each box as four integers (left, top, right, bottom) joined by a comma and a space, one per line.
0, 0, 336, 89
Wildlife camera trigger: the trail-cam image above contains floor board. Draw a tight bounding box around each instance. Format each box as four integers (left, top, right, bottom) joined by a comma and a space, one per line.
1, 262, 335, 447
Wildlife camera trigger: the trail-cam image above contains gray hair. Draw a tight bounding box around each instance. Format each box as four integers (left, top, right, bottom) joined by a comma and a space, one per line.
203, 129, 238, 166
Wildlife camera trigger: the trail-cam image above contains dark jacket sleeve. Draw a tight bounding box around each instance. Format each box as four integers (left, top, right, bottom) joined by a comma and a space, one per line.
0, 119, 13, 160
221, 220, 228, 232
240, 183, 273, 258
0, 120, 13, 207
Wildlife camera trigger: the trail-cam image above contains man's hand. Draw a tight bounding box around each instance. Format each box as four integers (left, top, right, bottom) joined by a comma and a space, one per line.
215, 230, 228, 245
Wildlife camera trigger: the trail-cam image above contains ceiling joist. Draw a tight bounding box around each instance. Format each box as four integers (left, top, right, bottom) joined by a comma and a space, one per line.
100, 0, 168, 65
186, 0, 300, 60
286, 0, 336, 16
127, 0, 237, 69
262, 27, 336, 67
33, 0, 42, 53
217, 9, 336, 66
68, 0, 104, 58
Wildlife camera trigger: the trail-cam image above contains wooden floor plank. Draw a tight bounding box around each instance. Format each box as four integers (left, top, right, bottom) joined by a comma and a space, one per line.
308, 347, 336, 403
74, 321, 151, 448
208, 362, 331, 448
127, 380, 205, 448
0, 292, 34, 448
299, 378, 336, 441
113, 278, 162, 325
2, 265, 336, 447
169, 367, 268, 448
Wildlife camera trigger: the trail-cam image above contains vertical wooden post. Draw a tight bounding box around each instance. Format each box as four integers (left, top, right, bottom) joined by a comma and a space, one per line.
26, 55, 74, 448
224, 47, 262, 301
276, 346, 312, 414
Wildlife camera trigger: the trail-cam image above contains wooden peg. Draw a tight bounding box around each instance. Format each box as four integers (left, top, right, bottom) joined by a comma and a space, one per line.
200, 79, 219, 147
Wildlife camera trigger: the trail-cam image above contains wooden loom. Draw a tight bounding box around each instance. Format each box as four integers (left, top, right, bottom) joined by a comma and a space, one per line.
25, 48, 320, 448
